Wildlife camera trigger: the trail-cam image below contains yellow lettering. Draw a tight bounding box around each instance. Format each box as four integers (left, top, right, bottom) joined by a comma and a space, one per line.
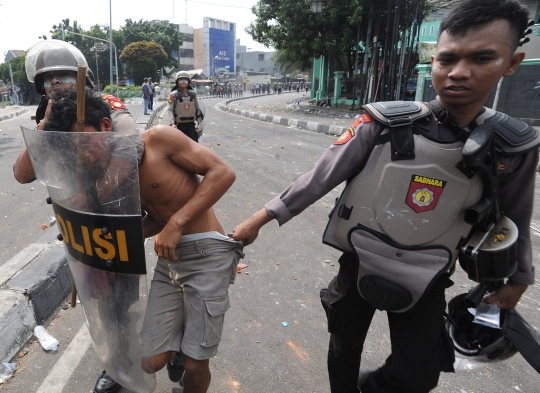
81, 226, 93, 256
67, 221, 84, 253
92, 228, 116, 260
414, 176, 420, 182
116, 230, 129, 262
56, 214, 69, 244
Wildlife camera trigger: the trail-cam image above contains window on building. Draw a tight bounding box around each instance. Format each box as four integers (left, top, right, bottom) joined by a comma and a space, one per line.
429, 25, 434, 35
421, 27, 426, 36
236, 66, 240, 73
258, 54, 265, 61
236, 53, 240, 59
182, 34, 194, 43
179, 49, 194, 58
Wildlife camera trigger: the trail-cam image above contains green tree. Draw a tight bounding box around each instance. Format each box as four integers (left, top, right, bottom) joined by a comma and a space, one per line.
272, 49, 312, 79
120, 19, 183, 68
248, 0, 450, 101
120, 41, 167, 85
0, 54, 39, 104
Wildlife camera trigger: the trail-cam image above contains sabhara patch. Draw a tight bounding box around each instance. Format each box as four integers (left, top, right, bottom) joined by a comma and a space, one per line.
405, 175, 446, 213
334, 127, 355, 145
351, 113, 374, 129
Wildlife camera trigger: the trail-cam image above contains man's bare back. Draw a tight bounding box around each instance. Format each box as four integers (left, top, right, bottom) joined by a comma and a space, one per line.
138, 125, 234, 261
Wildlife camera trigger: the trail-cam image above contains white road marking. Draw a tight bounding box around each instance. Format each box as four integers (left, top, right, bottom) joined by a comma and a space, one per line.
35, 323, 92, 393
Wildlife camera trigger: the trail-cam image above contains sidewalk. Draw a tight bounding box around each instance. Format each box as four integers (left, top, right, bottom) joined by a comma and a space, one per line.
0, 105, 30, 122
217, 92, 364, 136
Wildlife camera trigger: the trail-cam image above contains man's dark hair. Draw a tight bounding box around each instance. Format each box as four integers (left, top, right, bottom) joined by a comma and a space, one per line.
438, 0, 529, 51
44, 89, 111, 131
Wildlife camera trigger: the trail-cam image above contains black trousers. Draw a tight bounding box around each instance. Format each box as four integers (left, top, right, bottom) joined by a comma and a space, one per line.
176, 122, 198, 143
148, 94, 154, 109
321, 253, 454, 393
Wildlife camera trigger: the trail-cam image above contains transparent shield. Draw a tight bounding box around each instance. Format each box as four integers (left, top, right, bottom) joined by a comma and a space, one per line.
21, 127, 156, 392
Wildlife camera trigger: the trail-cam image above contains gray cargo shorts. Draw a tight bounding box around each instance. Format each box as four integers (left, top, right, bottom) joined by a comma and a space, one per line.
141, 236, 244, 360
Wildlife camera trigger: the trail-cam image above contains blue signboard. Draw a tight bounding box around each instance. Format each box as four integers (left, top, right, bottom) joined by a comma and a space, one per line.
209, 26, 235, 76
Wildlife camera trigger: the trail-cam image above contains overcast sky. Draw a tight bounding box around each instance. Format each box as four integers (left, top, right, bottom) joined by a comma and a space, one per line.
0, 0, 272, 64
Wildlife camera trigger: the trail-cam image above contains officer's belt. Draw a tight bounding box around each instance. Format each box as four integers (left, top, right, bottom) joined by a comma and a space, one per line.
176, 116, 195, 121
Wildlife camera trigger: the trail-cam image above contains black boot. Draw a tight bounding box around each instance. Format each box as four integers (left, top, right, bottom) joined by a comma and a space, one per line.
93, 371, 121, 393
167, 351, 185, 383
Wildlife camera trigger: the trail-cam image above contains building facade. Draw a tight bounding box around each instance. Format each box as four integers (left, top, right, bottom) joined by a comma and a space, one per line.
174, 24, 195, 71
194, 17, 236, 77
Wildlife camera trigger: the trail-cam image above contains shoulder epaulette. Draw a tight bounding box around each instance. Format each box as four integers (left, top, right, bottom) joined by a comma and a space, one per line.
102, 94, 126, 111
363, 101, 431, 127
474, 108, 540, 155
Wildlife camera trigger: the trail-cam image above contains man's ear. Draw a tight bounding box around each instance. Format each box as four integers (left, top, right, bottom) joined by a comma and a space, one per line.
101, 118, 113, 132
503, 51, 525, 77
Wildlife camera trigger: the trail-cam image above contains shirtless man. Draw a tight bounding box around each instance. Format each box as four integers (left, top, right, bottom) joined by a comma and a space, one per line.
41, 89, 243, 393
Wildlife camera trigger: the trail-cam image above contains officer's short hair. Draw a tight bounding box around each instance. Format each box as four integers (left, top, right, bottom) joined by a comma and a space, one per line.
44, 89, 111, 132
439, 0, 529, 51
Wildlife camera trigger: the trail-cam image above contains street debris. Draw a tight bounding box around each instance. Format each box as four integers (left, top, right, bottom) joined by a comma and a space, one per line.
33, 325, 59, 351
236, 263, 248, 273
282, 322, 288, 327
41, 223, 48, 230
0, 363, 16, 384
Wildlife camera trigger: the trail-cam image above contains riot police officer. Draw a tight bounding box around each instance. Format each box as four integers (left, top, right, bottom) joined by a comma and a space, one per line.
233, 1, 537, 392
168, 71, 204, 142
13, 39, 144, 393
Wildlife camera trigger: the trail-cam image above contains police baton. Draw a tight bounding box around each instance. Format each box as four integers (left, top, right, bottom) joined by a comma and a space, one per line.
70, 64, 87, 308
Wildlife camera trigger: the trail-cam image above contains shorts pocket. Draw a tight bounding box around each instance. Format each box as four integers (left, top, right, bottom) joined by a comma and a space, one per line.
201, 295, 230, 347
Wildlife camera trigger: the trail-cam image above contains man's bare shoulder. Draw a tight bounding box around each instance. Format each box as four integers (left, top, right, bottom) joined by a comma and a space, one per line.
141, 124, 185, 145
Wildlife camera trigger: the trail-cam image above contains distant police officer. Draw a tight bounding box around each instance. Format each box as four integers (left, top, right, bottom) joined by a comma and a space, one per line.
233, 1, 537, 392
14, 39, 144, 393
168, 71, 204, 142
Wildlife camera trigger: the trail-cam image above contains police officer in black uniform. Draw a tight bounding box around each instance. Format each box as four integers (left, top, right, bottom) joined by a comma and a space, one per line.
168, 71, 204, 142
233, 1, 537, 392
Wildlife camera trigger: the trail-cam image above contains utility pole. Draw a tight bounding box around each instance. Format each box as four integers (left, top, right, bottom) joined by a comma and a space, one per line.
8, 61, 18, 105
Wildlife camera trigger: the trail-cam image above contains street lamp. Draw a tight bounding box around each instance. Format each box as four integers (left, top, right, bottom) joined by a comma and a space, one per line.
311, 0, 330, 106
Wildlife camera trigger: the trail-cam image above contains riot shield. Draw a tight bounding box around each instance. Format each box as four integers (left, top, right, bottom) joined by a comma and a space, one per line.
21, 127, 156, 393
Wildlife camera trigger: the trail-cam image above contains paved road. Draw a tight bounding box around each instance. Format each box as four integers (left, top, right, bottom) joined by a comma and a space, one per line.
2, 96, 540, 392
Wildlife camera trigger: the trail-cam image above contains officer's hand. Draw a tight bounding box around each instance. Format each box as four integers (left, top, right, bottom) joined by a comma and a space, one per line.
233, 208, 274, 246
37, 99, 53, 130
483, 281, 528, 309
154, 222, 183, 261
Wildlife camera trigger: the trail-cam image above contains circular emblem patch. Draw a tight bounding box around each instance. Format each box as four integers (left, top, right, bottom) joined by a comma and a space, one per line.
412, 188, 434, 207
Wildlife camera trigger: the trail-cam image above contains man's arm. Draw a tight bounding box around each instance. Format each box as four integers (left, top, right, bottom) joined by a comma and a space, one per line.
483, 149, 538, 309
149, 125, 236, 260
233, 116, 382, 245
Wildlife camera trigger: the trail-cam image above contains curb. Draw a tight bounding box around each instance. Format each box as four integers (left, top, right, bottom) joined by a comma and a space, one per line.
0, 225, 72, 363
0, 107, 30, 122
215, 93, 348, 136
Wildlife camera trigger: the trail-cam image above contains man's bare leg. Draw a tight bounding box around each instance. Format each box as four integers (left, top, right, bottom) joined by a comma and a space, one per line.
183, 356, 211, 393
